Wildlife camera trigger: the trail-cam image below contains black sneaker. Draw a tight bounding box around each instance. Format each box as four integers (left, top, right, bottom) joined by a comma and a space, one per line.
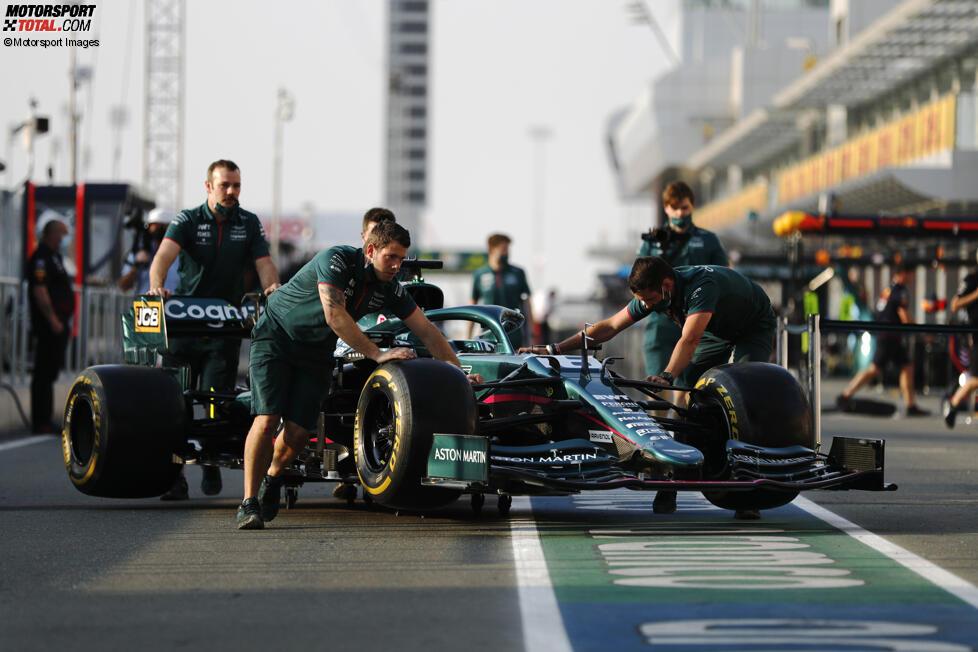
201, 466, 223, 496
835, 394, 851, 412
943, 396, 958, 429
652, 490, 677, 514
734, 508, 761, 520
258, 474, 284, 522
236, 498, 264, 530
160, 474, 189, 501
905, 405, 930, 417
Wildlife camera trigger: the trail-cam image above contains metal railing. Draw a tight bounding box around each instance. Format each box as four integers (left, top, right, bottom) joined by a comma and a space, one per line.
1, 277, 130, 387
776, 315, 978, 449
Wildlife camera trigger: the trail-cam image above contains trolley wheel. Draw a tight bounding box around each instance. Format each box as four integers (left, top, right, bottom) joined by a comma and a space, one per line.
285, 486, 298, 509
497, 494, 512, 516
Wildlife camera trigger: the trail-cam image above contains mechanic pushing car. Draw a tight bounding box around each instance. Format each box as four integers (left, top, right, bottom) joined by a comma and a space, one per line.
237, 219, 483, 530
521, 256, 776, 519
148, 159, 282, 500
637, 181, 728, 516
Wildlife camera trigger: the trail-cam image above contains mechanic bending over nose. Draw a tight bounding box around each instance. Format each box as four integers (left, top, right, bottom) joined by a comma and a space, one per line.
147, 159, 282, 501
236, 219, 484, 530
520, 256, 776, 518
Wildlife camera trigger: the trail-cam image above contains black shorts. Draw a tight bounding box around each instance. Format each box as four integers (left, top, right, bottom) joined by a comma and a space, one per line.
872, 334, 909, 368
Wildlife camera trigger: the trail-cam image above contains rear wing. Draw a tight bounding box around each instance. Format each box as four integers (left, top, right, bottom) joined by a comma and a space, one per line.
122, 296, 259, 365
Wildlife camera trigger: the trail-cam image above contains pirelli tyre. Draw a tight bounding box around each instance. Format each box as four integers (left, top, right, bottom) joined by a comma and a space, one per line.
62, 365, 186, 498
354, 359, 477, 510
690, 362, 812, 512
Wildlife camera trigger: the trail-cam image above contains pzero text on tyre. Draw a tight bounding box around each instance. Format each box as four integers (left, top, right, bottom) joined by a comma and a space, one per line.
354, 359, 476, 510
62, 365, 186, 498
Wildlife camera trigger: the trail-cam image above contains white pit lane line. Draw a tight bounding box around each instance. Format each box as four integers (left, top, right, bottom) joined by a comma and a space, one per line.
0, 435, 53, 453
793, 496, 978, 610
510, 494, 978, 650
510, 496, 573, 652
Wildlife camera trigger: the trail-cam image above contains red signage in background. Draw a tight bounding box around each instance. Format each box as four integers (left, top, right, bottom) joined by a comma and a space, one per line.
260, 218, 312, 244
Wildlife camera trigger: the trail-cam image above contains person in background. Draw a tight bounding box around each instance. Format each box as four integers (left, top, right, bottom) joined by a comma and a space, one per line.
119, 208, 178, 294
943, 251, 978, 428
471, 233, 535, 349
637, 181, 727, 515
836, 263, 929, 417
361, 206, 396, 243
26, 219, 74, 434
148, 159, 282, 500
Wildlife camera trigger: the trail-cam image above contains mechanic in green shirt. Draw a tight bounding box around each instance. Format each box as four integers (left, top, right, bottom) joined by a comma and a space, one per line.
471, 233, 535, 349
522, 256, 775, 520
638, 181, 728, 385
148, 159, 282, 499
236, 220, 483, 530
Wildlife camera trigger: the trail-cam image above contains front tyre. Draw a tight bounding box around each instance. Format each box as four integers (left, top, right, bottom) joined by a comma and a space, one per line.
62, 365, 186, 497
354, 359, 476, 510
690, 362, 811, 512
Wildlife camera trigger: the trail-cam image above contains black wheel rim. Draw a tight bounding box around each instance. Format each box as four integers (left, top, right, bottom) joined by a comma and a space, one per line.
362, 392, 396, 474
70, 395, 96, 467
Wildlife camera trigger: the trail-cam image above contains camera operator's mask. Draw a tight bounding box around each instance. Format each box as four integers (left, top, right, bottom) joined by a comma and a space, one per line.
669, 214, 692, 230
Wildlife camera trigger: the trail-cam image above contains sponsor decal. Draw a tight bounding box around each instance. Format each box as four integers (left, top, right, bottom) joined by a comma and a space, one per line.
432, 447, 487, 464
588, 430, 613, 444
427, 434, 488, 482
164, 299, 254, 323
133, 300, 162, 333
229, 225, 248, 241
494, 452, 600, 465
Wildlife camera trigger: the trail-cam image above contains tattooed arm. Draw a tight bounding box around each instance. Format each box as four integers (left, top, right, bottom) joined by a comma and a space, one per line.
318, 284, 415, 364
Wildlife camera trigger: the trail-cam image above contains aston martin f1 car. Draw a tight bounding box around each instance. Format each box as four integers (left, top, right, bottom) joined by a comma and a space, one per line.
61, 266, 894, 516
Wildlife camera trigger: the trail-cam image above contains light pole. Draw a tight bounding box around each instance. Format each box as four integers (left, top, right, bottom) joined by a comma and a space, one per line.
528, 125, 552, 291
271, 87, 295, 261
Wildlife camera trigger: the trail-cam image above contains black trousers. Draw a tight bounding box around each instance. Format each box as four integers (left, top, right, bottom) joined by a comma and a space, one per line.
30, 325, 70, 431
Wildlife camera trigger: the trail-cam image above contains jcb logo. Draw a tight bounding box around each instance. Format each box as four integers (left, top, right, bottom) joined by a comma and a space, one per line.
134, 302, 162, 333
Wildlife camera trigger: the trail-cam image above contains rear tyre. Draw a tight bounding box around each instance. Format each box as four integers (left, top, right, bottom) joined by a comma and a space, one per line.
689, 362, 810, 512
62, 365, 186, 498
354, 359, 476, 510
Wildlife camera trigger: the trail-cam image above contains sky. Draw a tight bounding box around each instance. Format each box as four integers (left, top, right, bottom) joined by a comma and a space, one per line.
1, 0, 677, 299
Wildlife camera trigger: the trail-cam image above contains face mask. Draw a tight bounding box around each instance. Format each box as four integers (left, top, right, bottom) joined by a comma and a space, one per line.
498, 254, 510, 267
669, 214, 692, 230
650, 288, 672, 312
213, 200, 239, 220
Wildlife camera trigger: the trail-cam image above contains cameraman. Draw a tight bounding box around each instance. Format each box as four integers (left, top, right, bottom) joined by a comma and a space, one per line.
119, 208, 178, 294
638, 181, 727, 516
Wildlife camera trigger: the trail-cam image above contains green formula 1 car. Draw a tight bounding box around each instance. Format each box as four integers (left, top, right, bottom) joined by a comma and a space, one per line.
60, 263, 894, 516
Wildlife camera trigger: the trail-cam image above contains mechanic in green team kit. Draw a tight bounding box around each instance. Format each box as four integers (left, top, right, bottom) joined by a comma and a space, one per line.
521, 256, 776, 519
148, 159, 282, 500
237, 220, 483, 530
471, 233, 535, 349
636, 181, 727, 516
638, 181, 728, 389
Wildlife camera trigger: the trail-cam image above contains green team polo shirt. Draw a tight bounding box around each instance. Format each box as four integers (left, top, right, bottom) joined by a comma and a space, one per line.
264, 245, 418, 348
164, 202, 271, 303
637, 224, 728, 267
627, 265, 775, 343
471, 263, 531, 309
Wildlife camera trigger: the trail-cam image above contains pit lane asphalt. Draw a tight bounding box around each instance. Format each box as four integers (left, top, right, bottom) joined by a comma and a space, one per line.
1, 383, 976, 651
